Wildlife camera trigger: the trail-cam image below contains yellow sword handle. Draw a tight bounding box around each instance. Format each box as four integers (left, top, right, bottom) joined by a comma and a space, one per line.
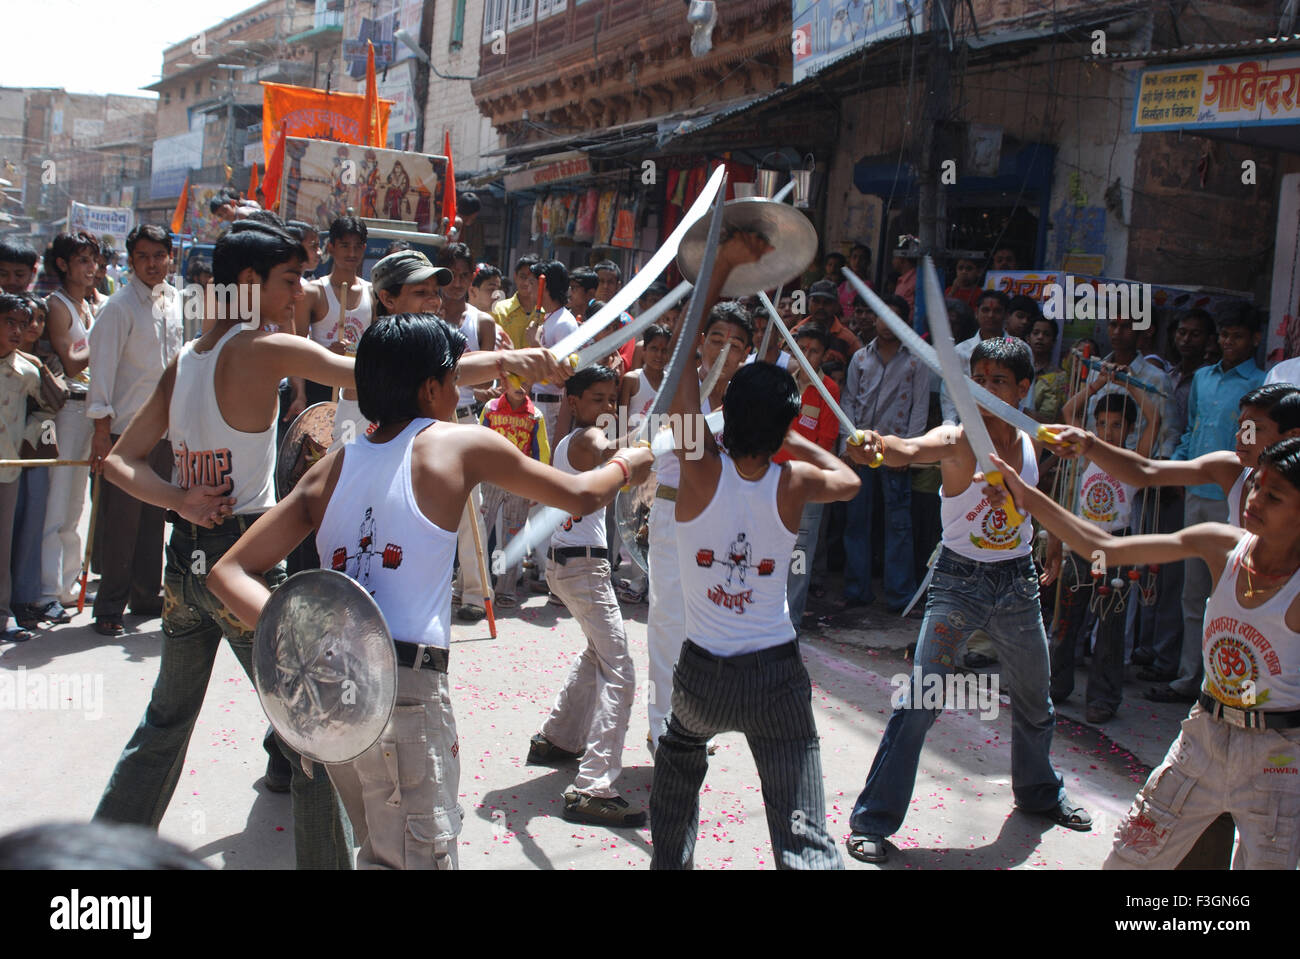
503, 350, 577, 391
847, 429, 884, 468
984, 469, 1028, 529
1035, 425, 1065, 446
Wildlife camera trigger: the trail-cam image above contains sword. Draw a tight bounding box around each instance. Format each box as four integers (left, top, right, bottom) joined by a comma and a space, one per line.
499, 171, 732, 572
919, 257, 1028, 529
566, 280, 692, 371
753, 180, 795, 359
509, 167, 726, 387
1073, 353, 1168, 397
841, 268, 1063, 445
755, 291, 880, 466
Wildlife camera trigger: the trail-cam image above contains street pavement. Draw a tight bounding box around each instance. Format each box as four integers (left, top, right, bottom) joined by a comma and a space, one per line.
0, 567, 1194, 870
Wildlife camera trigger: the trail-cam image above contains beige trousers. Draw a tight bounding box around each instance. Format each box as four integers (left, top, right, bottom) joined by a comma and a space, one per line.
1105, 703, 1300, 870
327, 665, 462, 870
541, 556, 635, 798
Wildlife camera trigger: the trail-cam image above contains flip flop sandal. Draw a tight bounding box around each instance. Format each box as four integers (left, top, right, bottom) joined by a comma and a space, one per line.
1024, 799, 1092, 832
846, 834, 889, 863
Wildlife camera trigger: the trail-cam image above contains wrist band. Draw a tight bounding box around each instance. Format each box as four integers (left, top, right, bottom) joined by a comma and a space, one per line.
609, 457, 630, 484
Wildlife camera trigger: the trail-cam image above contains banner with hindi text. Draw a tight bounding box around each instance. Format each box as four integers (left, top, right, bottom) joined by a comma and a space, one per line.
1134, 54, 1300, 132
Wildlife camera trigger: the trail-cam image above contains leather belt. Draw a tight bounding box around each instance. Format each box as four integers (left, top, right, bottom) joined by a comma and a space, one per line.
547, 546, 609, 565
167, 510, 262, 538
532, 392, 562, 404
66, 393, 87, 401
684, 639, 798, 668
1198, 691, 1300, 730
656, 485, 677, 502
394, 641, 449, 673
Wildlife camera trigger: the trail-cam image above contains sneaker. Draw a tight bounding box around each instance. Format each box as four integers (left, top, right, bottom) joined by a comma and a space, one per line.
1085, 704, 1115, 724
41, 601, 72, 625
526, 733, 583, 765
457, 604, 486, 623
562, 789, 647, 827
547, 592, 565, 607
263, 752, 291, 793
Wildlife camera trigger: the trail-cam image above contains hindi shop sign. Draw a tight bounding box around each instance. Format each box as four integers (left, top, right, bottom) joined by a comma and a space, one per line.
503, 152, 592, 192
1134, 54, 1300, 132
68, 201, 134, 246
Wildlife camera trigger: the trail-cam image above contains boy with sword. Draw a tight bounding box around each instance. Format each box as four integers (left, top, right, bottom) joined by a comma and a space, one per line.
841, 262, 1092, 864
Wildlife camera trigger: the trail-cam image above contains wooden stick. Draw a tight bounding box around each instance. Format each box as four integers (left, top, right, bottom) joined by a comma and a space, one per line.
0, 459, 92, 468
466, 490, 497, 639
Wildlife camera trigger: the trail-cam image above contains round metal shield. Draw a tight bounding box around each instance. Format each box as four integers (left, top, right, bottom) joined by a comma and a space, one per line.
677, 197, 819, 297
253, 568, 397, 765
614, 473, 657, 575
276, 402, 336, 499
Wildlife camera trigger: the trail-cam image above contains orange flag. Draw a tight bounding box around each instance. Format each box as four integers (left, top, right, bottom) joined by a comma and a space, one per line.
260, 81, 392, 165
248, 163, 260, 205
365, 41, 380, 147
442, 130, 457, 234
170, 174, 189, 234
262, 122, 288, 212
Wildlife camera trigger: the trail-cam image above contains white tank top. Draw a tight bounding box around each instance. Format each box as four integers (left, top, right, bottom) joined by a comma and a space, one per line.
676, 455, 797, 655
168, 325, 276, 516
654, 392, 710, 490
940, 430, 1038, 561
628, 370, 657, 426
49, 289, 92, 386
314, 278, 373, 350
1227, 466, 1251, 528
549, 431, 607, 550
457, 310, 484, 407
1202, 532, 1300, 711
1078, 459, 1136, 533
317, 418, 457, 649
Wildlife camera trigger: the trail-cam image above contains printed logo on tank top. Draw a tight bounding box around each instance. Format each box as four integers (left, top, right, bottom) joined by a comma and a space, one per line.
1081, 470, 1125, 525
1203, 613, 1283, 708
963, 497, 1021, 551
338, 313, 367, 355
560, 514, 584, 532
326, 505, 404, 595
694, 530, 777, 614
173, 441, 232, 490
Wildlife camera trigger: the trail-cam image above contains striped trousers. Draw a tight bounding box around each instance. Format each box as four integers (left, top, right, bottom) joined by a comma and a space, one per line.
649, 640, 842, 869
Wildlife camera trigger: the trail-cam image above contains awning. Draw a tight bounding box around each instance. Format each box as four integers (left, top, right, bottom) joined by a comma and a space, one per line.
1088, 33, 1300, 65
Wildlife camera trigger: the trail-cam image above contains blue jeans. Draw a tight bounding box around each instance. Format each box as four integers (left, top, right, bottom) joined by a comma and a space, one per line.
786, 501, 823, 631
843, 465, 916, 607
11, 466, 49, 606
95, 519, 354, 869
849, 548, 1066, 837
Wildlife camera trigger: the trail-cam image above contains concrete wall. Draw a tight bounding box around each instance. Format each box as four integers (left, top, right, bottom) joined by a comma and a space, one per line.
424, 0, 499, 173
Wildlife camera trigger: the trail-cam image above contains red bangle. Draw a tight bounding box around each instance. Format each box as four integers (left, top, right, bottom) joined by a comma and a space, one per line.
609, 457, 629, 484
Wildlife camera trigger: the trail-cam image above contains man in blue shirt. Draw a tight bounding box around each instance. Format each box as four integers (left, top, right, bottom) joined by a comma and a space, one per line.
1149, 305, 1264, 704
